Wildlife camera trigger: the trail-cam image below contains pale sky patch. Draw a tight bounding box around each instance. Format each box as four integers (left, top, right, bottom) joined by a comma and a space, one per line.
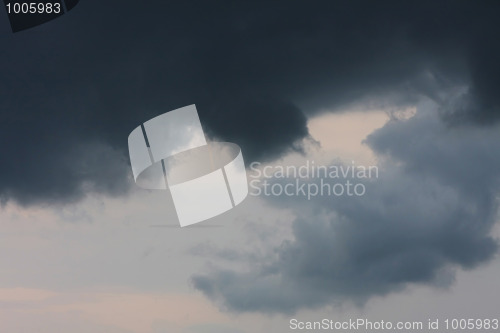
307, 109, 392, 165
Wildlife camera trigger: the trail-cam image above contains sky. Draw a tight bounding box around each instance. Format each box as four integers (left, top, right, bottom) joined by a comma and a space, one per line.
1, 1, 500, 332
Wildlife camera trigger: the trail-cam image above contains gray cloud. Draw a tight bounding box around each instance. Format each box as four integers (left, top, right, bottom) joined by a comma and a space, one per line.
192, 104, 500, 313
1, 1, 500, 204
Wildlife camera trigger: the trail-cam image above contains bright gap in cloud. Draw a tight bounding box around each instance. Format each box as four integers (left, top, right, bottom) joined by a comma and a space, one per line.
306, 108, 416, 165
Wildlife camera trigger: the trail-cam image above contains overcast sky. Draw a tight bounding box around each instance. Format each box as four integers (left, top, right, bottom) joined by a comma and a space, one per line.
1, 1, 500, 332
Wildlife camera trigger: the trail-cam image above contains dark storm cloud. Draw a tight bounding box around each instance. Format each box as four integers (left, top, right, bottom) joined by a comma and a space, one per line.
1, 0, 499, 203
192, 105, 500, 313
